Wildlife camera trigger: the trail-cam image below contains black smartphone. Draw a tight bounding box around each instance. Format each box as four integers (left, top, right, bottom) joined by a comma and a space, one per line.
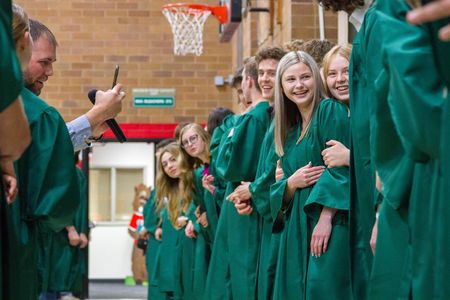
112, 65, 120, 89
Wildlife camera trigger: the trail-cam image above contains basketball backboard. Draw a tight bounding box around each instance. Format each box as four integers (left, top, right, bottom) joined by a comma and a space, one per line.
219, 0, 242, 42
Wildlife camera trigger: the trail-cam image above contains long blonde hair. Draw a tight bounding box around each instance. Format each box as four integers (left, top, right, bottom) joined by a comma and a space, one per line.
274, 51, 325, 157
155, 143, 193, 227
12, 4, 29, 44
322, 44, 352, 100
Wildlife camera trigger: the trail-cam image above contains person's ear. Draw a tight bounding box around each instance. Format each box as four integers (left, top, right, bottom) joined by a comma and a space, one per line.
247, 76, 253, 89
16, 31, 30, 51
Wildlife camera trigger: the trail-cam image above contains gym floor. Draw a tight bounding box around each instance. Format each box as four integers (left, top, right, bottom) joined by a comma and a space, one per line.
88, 280, 146, 300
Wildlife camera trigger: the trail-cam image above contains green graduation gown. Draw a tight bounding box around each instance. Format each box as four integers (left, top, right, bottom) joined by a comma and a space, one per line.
270, 99, 351, 300
348, 5, 383, 299
0, 1, 23, 297
69, 168, 88, 293
205, 101, 271, 300
370, 1, 449, 298
179, 202, 197, 300
347, 3, 413, 299
434, 12, 450, 299
0, 0, 22, 112
202, 114, 238, 300
45, 167, 88, 293
207, 114, 239, 214
158, 202, 196, 300
248, 122, 281, 300
158, 207, 183, 299
143, 190, 168, 300
5, 88, 79, 300
188, 166, 212, 300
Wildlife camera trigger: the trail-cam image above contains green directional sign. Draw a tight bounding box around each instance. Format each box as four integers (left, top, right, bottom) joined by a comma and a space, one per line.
132, 88, 175, 108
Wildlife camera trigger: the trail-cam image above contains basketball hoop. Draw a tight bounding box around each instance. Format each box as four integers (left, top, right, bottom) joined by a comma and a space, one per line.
162, 3, 228, 56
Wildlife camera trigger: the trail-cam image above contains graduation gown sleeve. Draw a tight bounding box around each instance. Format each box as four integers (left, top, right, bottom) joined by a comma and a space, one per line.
0, 0, 22, 111
143, 190, 159, 235
16, 89, 79, 232
376, 2, 445, 161
304, 99, 350, 220
249, 125, 278, 221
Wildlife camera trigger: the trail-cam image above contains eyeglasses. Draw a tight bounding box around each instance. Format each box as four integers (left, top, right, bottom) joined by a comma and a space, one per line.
181, 134, 199, 148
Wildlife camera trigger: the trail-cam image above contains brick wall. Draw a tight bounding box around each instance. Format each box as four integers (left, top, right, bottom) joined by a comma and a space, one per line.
238, 0, 338, 55
17, 0, 235, 124
291, 0, 337, 42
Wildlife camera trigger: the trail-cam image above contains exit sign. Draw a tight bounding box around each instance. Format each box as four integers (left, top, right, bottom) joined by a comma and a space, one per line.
132, 88, 175, 108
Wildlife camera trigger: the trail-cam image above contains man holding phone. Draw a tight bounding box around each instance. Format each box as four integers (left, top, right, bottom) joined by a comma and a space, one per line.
25, 19, 125, 151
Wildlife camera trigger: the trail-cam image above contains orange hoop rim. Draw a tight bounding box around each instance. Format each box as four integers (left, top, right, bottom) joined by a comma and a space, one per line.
162, 3, 228, 24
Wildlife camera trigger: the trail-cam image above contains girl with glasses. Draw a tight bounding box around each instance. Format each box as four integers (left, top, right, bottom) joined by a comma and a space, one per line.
179, 123, 214, 299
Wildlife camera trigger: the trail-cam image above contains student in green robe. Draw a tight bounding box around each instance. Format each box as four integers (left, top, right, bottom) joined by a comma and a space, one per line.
203, 107, 235, 214
180, 124, 213, 241
205, 56, 272, 300
184, 112, 235, 298
0, 1, 31, 201
322, 42, 380, 299
68, 167, 89, 295
270, 51, 351, 300
179, 123, 213, 299
0, 2, 31, 298
4, 4, 78, 299
6, 69, 82, 300
141, 189, 168, 300
318, 2, 401, 298
6, 58, 81, 299
202, 78, 242, 217
366, 1, 449, 298
154, 143, 195, 300
229, 46, 285, 300
40, 155, 88, 300
320, 44, 351, 167
345, 3, 414, 298
408, 1, 450, 296
140, 138, 175, 300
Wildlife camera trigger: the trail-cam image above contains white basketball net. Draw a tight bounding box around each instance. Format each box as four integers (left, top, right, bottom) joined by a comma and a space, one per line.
162, 6, 212, 56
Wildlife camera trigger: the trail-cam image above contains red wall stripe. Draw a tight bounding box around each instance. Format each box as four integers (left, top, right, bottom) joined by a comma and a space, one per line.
102, 123, 178, 139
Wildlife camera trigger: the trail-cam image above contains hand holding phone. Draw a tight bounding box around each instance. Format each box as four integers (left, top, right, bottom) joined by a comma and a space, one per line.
87, 65, 127, 142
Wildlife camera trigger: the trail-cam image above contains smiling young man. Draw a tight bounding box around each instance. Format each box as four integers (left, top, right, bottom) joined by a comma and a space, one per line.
255, 47, 285, 102
204, 56, 272, 300
223, 46, 285, 300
